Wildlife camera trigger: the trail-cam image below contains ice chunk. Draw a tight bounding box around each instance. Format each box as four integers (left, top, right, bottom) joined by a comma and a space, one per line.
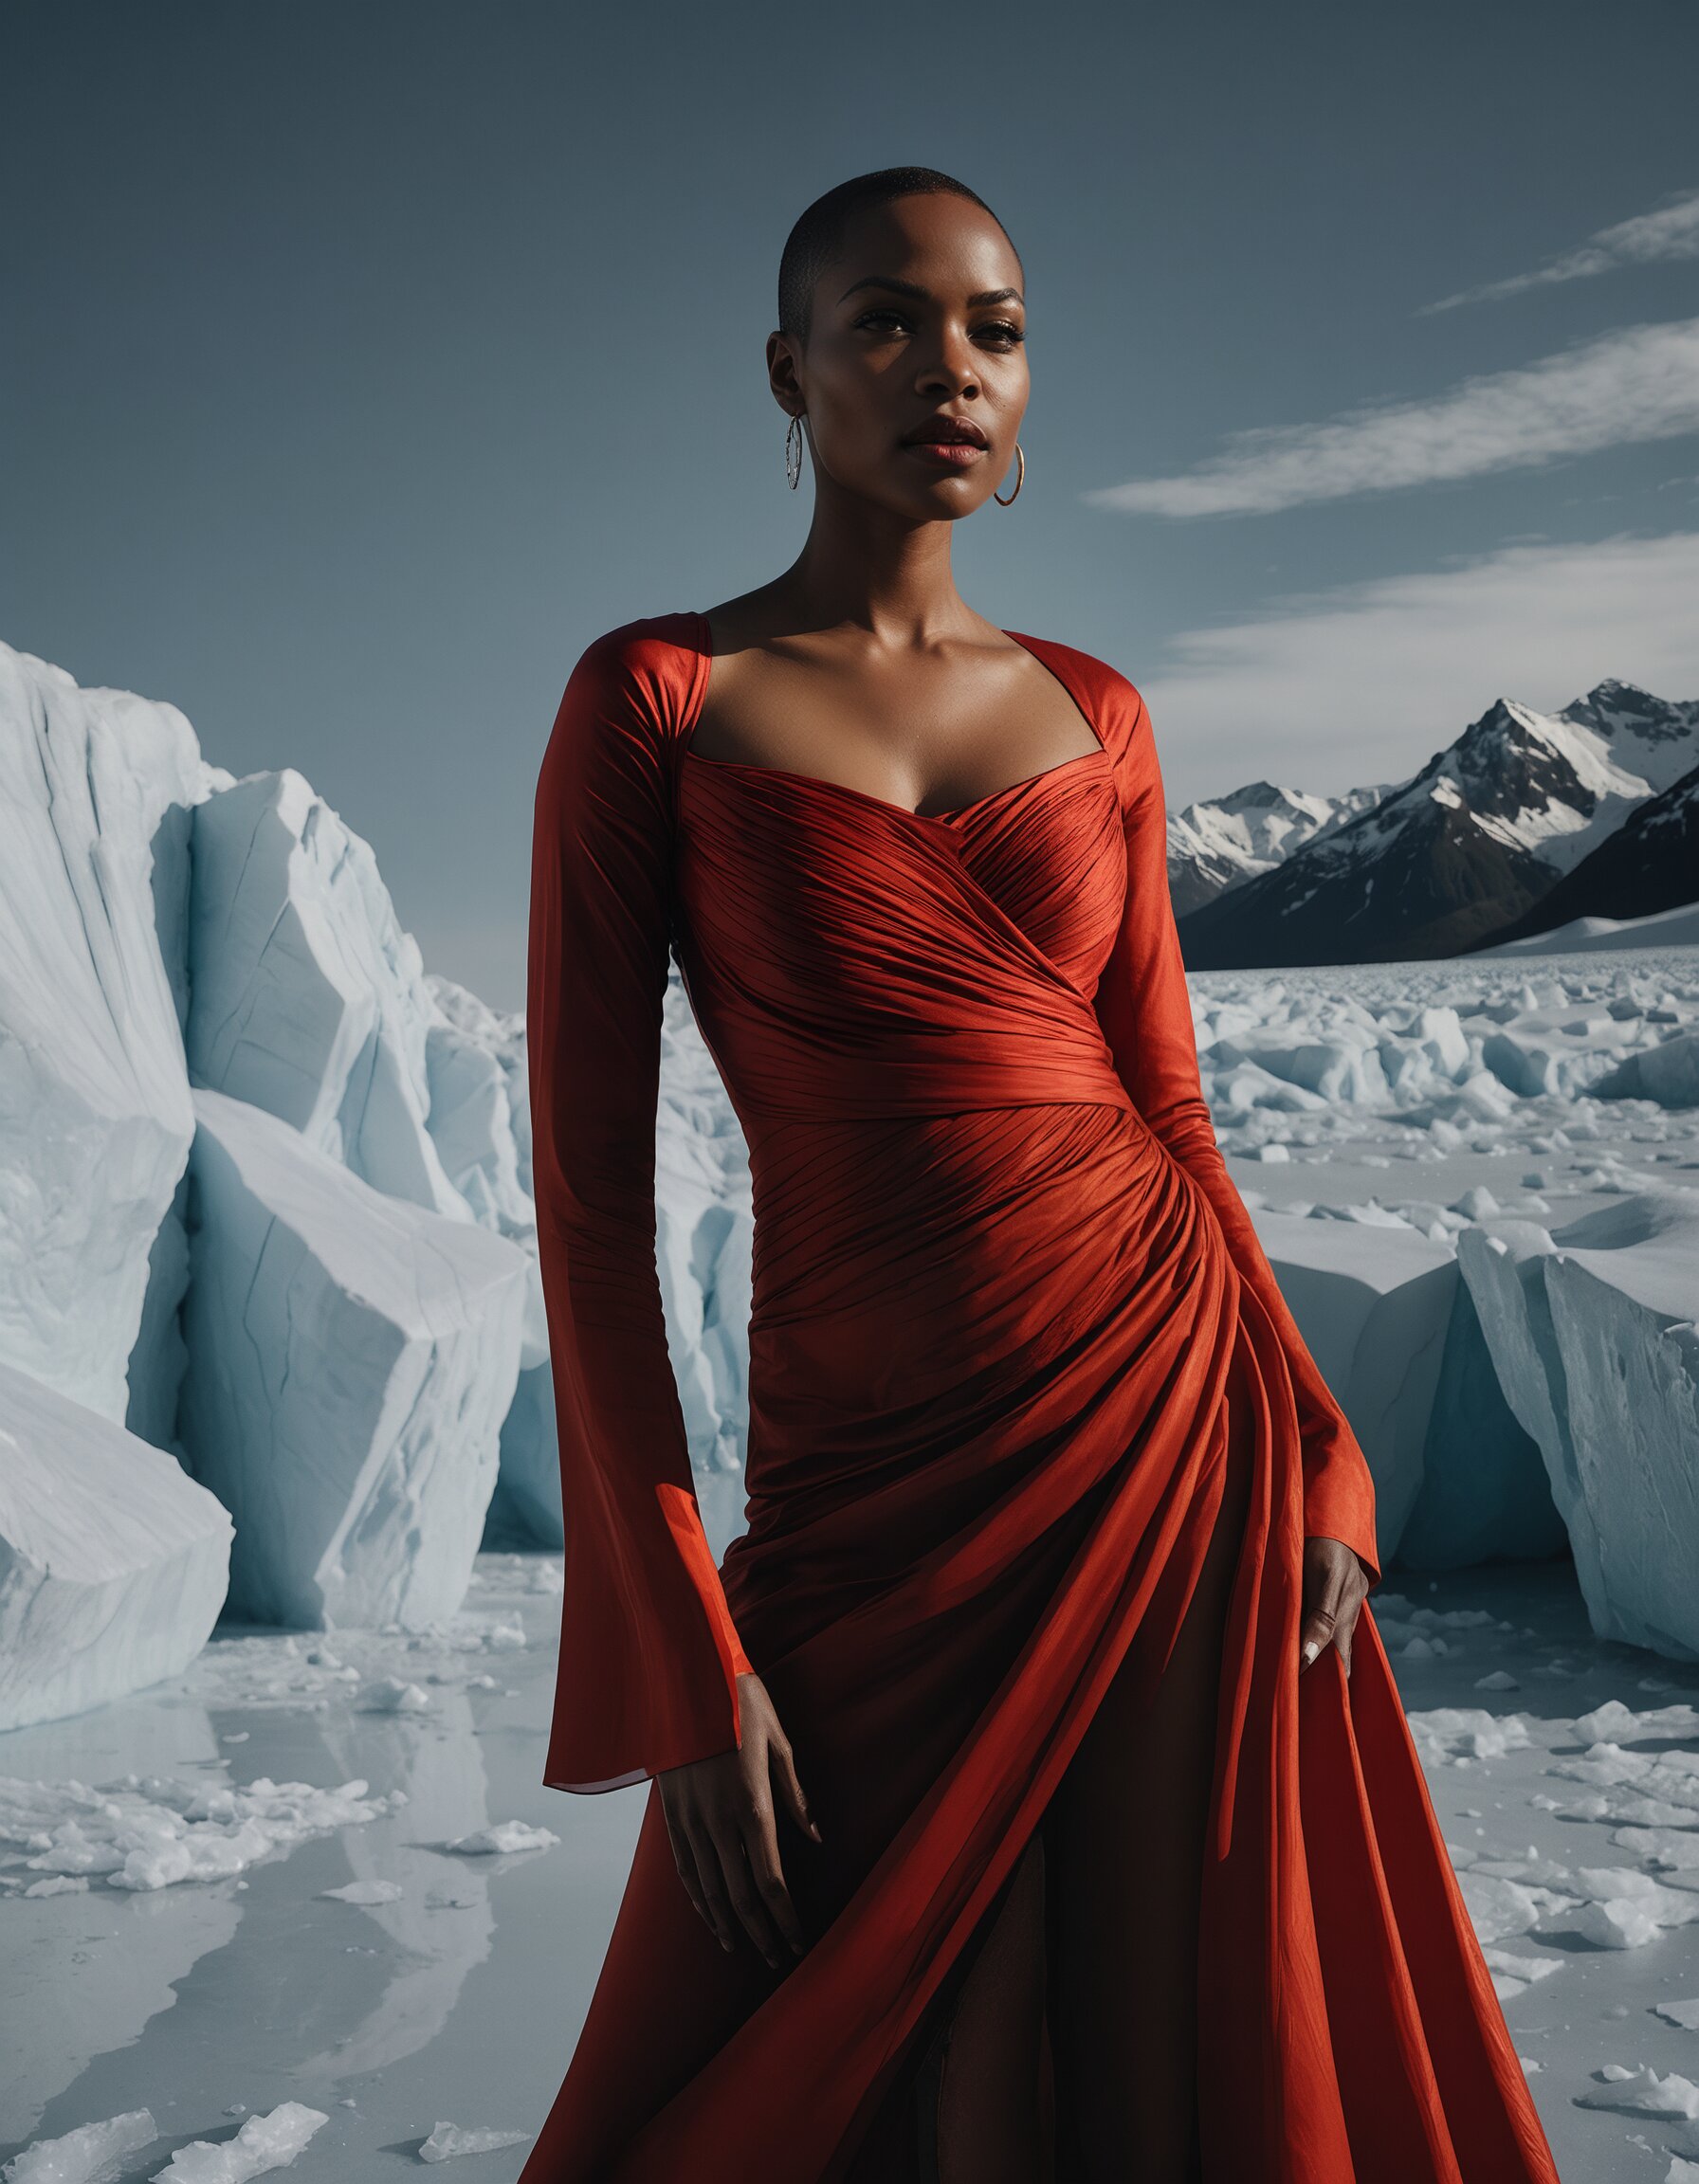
0, 1359, 231, 1730
1574, 1700, 1699, 1745
417, 2122, 532, 2162
1479, 1947, 1562, 2000
1456, 1868, 1567, 1944
1574, 2065, 1699, 2119
422, 974, 564, 1548
0, 644, 229, 1428
356, 1678, 434, 1713
420, 975, 537, 1237
1615, 1829, 1699, 1870
1407, 1708, 1534, 1765
178, 1089, 529, 1630
443, 1820, 559, 1855
1596, 1029, 1699, 1108
1, 1771, 399, 1893
185, 771, 472, 1220
1562, 1889, 1699, 1949
1460, 1197, 1699, 1660
1654, 1999, 1699, 2029
2, 2110, 159, 2183
1250, 1211, 1456, 1557
148, 2102, 326, 2179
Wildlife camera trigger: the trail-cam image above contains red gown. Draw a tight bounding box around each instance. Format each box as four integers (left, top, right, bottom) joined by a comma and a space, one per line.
519, 611, 1561, 2183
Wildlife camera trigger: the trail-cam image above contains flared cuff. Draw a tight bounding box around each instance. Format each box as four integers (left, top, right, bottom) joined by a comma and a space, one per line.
1301, 1425, 1381, 1587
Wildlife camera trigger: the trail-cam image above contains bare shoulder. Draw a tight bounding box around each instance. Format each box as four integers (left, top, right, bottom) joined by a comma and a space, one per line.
696, 584, 795, 659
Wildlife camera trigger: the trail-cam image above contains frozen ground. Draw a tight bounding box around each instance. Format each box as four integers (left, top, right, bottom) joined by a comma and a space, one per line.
2, 1554, 1698, 2181
1194, 944, 1699, 1187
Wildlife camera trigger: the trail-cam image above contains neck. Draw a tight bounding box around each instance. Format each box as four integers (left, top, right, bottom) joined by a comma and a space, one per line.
776, 491, 977, 648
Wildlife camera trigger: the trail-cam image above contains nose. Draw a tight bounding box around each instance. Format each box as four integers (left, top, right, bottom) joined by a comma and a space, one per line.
917, 324, 981, 401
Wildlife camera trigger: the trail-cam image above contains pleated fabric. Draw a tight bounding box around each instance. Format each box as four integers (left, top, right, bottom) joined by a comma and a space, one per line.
519, 613, 1561, 2182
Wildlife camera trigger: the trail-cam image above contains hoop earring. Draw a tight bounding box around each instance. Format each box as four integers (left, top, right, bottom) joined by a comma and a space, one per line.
785, 413, 805, 489
993, 442, 1025, 506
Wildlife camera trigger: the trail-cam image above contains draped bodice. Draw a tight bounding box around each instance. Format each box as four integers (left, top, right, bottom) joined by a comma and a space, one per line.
667, 620, 1138, 1139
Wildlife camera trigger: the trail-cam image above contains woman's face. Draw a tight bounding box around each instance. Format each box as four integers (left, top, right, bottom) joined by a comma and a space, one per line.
776, 193, 1028, 521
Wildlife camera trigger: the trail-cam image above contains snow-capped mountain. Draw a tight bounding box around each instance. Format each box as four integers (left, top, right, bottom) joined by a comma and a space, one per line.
1177, 679, 1699, 970
1481, 757, 1699, 947
1166, 780, 1386, 918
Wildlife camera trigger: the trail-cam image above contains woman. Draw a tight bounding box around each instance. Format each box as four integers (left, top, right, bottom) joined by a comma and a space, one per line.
519, 168, 1561, 2184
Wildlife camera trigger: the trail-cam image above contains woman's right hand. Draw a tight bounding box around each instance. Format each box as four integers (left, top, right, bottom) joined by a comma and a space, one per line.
658, 1670, 821, 1969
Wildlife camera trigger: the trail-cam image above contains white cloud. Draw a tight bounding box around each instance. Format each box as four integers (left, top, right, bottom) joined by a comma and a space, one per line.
1087, 318, 1699, 518
1419, 188, 1699, 315
1138, 531, 1699, 808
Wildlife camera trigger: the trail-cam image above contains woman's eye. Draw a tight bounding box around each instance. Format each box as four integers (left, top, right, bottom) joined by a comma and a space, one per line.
852, 309, 1023, 346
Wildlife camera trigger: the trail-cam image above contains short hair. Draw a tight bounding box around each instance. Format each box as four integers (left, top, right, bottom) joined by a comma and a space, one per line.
776, 167, 1019, 346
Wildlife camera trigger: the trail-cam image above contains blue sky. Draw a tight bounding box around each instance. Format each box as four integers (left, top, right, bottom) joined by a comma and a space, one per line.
4, 0, 1696, 1007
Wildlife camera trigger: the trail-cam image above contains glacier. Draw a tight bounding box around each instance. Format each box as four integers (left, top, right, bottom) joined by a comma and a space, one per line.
0, 646, 227, 1427
1460, 1192, 1699, 1660
178, 1087, 529, 1630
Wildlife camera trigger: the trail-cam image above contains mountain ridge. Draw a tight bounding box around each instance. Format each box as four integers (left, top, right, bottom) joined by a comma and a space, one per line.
1172, 678, 1699, 969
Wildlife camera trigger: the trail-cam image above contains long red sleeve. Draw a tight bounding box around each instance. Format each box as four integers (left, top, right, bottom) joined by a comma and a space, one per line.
527, 627, 752, 1793
1088, 674, 1380, 1581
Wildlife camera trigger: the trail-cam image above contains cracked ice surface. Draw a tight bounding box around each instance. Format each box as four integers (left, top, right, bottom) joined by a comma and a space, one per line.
178, 1089, 530, 1629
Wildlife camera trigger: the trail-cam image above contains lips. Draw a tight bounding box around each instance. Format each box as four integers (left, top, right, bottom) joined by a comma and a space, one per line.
901, 416, 990, 449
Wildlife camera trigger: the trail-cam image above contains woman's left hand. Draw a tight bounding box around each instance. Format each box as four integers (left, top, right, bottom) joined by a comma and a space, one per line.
1299, 1536, 1372, 1678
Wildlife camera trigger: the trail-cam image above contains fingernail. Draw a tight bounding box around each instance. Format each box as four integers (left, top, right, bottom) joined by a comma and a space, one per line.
1303, 1640, 1320, 1665
810, 1821, 823, 1842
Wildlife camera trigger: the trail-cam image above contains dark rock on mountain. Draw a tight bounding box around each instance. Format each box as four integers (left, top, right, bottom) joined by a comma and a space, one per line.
1176, 680, 1699, 970
1478, 760, 1699, 946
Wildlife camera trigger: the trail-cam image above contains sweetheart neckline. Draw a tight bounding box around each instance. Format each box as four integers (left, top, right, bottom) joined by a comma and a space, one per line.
679, 608, 1114, 827
679, 741, 1114, 826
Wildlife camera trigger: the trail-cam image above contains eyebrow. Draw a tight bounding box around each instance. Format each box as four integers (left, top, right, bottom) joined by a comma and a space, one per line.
837, 274, 1025, 308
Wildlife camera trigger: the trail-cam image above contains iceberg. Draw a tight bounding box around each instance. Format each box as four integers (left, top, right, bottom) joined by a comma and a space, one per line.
177, 1088, 530, 1629
0, 643, 226, 1427
185, 770, 472, 1220
420, 975, 560, 1545
0, 1357, 231, 1731
1459, 1192, 1699, 1659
